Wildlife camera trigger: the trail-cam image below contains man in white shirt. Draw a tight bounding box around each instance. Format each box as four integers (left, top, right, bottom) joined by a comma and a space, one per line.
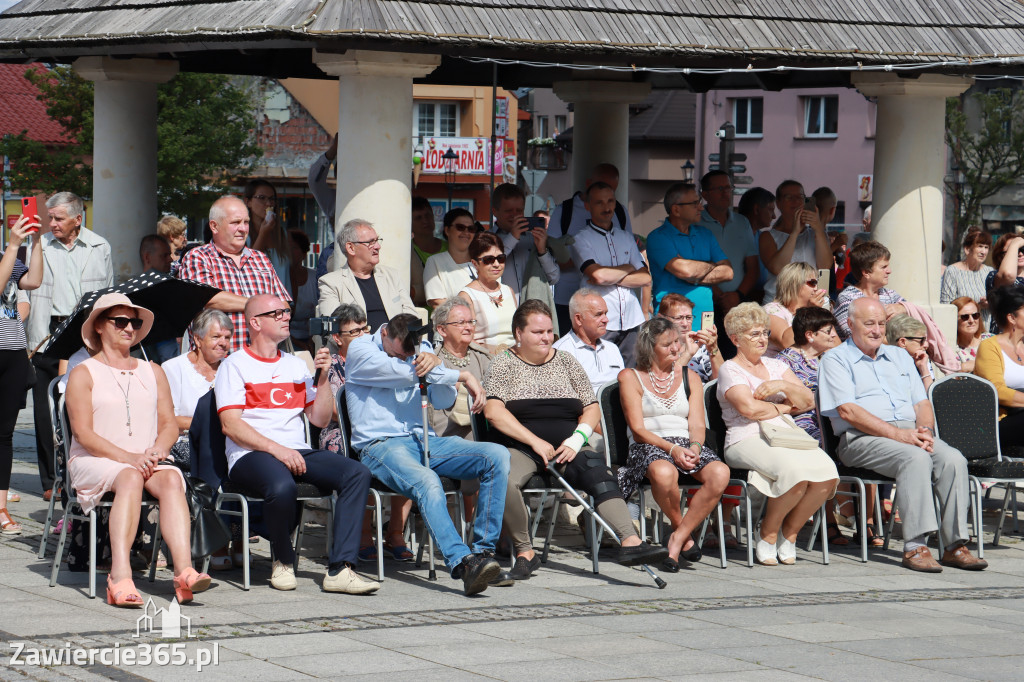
570, 182, 650, 367
553, 289, 625, 395
216, 294, 380, 594
550, 163, 632, 333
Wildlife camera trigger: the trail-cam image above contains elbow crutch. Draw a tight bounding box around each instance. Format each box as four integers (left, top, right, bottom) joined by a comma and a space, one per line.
544, 461, 666, 589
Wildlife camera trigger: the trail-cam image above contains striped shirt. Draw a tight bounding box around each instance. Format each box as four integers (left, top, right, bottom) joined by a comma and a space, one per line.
940, 263, 993, 329
177, 243, 290, 353
0, 256, 28, 351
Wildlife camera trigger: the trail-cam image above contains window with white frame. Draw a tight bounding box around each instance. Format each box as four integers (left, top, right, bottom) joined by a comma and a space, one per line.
803, 96, 838, 137
536, 115, 550, 139
415, 101, 459, 138
733, 97, 763, 137
554, 114, 567, 135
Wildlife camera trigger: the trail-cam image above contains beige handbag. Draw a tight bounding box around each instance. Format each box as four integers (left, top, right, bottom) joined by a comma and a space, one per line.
759, 414, 819, 450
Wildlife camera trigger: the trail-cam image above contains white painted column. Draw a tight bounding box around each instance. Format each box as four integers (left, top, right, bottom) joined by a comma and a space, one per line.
852, 73, 972, 338
314, 50, 440, 277
553, 81, 651, 205
73, 57, 178, 282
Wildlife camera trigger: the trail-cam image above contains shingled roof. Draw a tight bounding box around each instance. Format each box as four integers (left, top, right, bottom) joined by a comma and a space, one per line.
0, 1, 1023, 89
0, 62, 68, 144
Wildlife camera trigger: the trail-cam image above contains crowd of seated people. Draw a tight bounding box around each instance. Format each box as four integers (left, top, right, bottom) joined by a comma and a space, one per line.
22, 167, 1009, 612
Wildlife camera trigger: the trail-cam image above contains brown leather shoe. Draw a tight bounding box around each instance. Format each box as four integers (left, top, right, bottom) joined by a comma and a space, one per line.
901, 546, 943, 572
940, 544, 988, 571
42, 489, 53, 502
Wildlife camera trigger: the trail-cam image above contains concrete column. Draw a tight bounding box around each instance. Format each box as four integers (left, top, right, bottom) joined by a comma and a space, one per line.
314, 50, 440, 276
553, 81, 651, 205
853, 73, 972, 337
73, 57, 178, 282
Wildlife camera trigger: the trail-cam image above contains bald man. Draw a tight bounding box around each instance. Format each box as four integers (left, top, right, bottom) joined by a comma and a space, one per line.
818, 298, 985, 573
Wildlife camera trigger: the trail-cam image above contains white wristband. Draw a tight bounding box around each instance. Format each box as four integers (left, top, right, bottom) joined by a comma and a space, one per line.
574, 423, 595, 442
561, 432, 587, 455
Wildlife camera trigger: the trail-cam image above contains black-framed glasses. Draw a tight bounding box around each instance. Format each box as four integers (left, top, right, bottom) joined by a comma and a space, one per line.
350, 237, 383, 247
805, 278, 819, 288
904, 336, 926, 344
255, 308, 292, 321
107, 316, 143, 330
438, 319, 477, 328
959, 312, 981, 321
673, 200, 702, 207
338, 325, 370, 337
476, 254, 507, 266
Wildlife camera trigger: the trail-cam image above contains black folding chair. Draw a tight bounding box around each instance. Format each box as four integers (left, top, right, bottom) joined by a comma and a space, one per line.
598, 380, 735, 569
38, 377, 64, 557
930, 373, 1024, 556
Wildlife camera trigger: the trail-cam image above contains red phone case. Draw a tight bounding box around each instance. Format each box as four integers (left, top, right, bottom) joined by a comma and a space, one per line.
20, 197, 39, 233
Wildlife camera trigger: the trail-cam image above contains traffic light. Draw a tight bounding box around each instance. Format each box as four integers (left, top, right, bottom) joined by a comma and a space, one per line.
707, 122, 751, 187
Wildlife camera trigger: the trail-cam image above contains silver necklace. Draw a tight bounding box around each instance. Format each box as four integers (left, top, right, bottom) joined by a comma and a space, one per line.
438, 345, 469, 368
103, 355, 134, 436
648, 366, 675, 395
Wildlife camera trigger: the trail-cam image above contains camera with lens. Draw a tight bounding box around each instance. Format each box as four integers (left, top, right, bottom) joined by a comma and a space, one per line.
308, 316, 340, 337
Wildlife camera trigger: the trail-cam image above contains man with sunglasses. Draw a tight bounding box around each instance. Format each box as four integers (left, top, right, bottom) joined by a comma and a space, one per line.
317, 219, 417, 333
178, 195, 290, 354
646, 182, 733, 334
216, 294, 380, 594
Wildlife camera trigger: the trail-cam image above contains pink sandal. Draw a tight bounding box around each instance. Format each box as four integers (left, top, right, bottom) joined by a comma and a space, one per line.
173, 567, 212, 603
106, 575, 144, 608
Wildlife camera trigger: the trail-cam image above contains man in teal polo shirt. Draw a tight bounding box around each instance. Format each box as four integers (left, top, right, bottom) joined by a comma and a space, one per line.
646, 182, 733, 330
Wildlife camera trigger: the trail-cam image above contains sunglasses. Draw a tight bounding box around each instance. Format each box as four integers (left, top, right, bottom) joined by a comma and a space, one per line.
449, 223, 476, 234
476, 254, 507, 266
959, 312, 981, 321
255, 308, 292, 321
107, 316, 143, 330
805, 278, 819, 288
904, 336, 926, 344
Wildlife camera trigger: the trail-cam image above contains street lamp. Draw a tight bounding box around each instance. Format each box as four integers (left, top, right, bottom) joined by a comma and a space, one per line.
443, 147, 458, 211
680, 159, 694, 182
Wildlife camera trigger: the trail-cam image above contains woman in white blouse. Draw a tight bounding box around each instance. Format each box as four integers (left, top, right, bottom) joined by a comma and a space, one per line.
424, 208, 478, 309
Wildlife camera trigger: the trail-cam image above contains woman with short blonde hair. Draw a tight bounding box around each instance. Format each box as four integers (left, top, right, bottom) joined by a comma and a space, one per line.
763, 261, 828, 358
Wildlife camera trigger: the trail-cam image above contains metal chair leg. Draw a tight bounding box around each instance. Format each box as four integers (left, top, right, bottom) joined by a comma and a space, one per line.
148, 509, 161, 583
819, 504, 829, 565
49, 508, 72, 588
541, 497, 560, 564
715, 502, 727, 569
37, 482, 59, 558
88, 509, 97, 599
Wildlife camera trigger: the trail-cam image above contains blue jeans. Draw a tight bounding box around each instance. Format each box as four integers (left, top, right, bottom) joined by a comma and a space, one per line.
361, 434, 510, 571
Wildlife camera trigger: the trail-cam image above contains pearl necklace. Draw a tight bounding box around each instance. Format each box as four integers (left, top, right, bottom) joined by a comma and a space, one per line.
438, 346, 470, 368
648, 366, 675, 395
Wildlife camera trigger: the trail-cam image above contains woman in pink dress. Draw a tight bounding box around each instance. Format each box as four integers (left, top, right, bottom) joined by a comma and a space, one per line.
65, 293, 212, 607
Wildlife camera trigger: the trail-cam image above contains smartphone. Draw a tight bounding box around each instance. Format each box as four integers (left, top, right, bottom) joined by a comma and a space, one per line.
524, 216, 546, 230
20, 197, 39, 233
701, 311, 715, 331
817, 268, 831, 293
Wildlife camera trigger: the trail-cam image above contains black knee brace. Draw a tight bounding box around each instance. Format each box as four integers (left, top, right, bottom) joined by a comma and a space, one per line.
564, 449, 622, 504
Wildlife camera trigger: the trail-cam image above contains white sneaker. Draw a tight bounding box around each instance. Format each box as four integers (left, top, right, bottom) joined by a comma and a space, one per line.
270, 560, 297, 590
777, 538, 797, 565
322, 566, 381, 594
755, 539, 778, 566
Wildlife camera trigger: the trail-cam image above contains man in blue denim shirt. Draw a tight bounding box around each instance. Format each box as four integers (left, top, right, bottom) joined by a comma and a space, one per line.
345, 314, 512, 595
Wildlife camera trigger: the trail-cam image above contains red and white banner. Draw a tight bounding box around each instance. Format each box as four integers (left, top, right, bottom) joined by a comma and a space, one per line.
420, 137, 505, 175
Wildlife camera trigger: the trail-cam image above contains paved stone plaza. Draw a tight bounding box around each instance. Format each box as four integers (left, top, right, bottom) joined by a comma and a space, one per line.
3, 402, 1024, 681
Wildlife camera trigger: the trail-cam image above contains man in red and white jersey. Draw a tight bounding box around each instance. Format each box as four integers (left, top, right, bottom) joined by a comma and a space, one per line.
215, 293, 379, 594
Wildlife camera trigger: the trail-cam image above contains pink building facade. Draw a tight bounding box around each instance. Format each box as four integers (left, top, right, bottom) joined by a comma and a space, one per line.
695, 87, 876, 233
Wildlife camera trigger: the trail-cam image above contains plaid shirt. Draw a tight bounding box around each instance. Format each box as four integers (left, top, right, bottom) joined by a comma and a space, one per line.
178, 243, 291, 353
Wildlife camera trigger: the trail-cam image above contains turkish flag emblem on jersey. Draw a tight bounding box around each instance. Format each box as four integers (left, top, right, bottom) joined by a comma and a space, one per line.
244, 382, 308, 409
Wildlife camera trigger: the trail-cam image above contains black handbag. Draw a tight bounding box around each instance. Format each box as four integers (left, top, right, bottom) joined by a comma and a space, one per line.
183, 475, 231, 561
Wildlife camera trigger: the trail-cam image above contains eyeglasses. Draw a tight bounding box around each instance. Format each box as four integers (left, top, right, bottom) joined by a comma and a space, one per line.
673, 200, 702, 207
476, 254, 507, 266
350, 237, 383, 247
251, 194, 275, 203
814, 326, 835, 336
904, 336, 926, 344
744, 329, 771, 340
107, 316, 143, 330
338, 325, 370, 337
959, 312, 981, 321
449, 223, 476, 234
438, 319, 477, 328
1017, 247, 1024, 256
805, 278, 819, 288
668, 314, 694, 323
255, 308, 292, 321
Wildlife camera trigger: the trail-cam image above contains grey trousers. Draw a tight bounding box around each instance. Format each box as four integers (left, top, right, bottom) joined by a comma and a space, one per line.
837, 420, 969, 546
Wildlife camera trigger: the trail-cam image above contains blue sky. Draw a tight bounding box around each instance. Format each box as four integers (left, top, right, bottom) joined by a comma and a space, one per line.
0, 1, 18, 11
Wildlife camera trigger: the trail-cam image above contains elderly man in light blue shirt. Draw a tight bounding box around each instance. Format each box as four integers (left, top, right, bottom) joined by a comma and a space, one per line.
345, 313, 512, 595
819, 298, 985, 573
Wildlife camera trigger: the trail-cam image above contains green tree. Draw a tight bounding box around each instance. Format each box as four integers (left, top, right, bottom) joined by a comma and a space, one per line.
0, 65, 262, 216
945, 87, 1024, 249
